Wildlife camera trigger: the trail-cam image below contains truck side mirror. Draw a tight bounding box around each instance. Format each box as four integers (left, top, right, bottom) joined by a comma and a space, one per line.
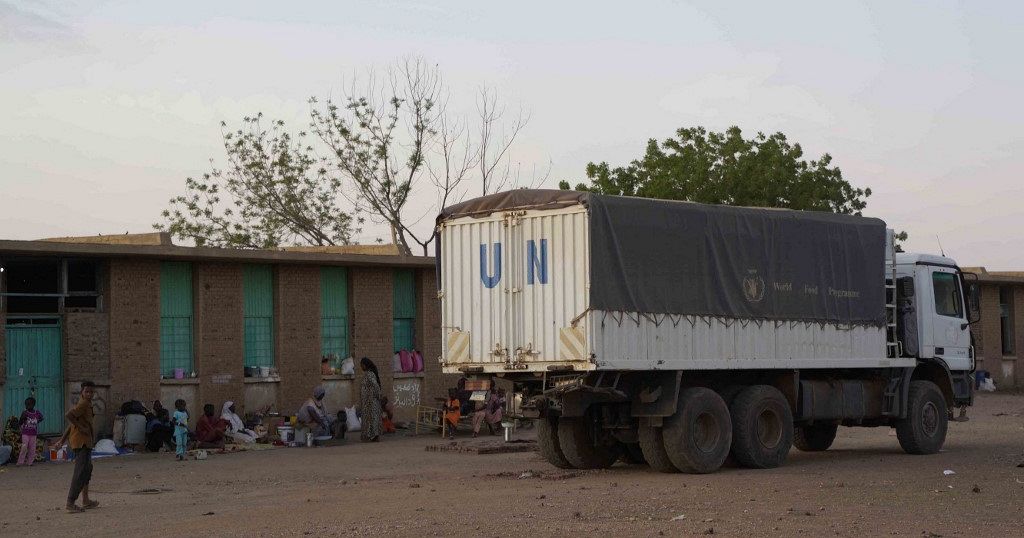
962, 272, 981, 324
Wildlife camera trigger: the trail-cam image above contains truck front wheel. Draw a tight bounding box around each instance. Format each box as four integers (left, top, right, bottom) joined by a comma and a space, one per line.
896, 380, 948, 455
536, 415, 574, 469
729, 385, 794, 469
793, 423, 838, 452
557, 411, 623, 469
662, 387, 732, 474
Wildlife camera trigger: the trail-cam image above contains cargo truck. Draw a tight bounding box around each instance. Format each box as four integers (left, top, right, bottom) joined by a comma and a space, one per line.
437, 190, 978, 474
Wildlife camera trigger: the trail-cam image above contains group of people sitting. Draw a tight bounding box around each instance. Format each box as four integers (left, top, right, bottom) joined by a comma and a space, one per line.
144, 400, 258, 454
443, 381, 507, 440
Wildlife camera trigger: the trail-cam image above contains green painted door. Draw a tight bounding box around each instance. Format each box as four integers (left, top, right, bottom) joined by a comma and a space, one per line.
393, 269, 416, 352
321, 267, 349, 365
4, 322, 63, 435
160, 262, 193, 376
243, 265, 274, 367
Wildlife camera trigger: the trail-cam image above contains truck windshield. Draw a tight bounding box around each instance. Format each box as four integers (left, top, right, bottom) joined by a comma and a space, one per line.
932, 272, 963, 318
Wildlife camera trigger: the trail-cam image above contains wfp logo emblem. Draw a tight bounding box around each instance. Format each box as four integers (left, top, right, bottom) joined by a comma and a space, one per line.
742, 270, 765, 303
480, 240, 548, 288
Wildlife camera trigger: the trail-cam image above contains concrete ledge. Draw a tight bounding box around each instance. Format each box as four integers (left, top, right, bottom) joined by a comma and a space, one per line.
160, 378, 200, 385
322, 374, 355, 381
66, 379, 113, 387
394, 372, 425, 379
244, 376, 282, 384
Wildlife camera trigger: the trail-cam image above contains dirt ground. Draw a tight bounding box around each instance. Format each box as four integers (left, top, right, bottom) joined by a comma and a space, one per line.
1, 393, 1022, 537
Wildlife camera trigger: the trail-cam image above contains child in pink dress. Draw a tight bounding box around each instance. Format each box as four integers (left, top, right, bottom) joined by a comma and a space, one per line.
17, 397, 44, 466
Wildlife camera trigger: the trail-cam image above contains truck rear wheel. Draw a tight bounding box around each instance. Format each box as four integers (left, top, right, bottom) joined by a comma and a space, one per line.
896, 380, 948, 455
793, 423, 838, 452
729, 385, 794, 469
557, 412, 623, 469
536, 415, 573, 469
663, 387, 732, 474
638, 425, 679, 473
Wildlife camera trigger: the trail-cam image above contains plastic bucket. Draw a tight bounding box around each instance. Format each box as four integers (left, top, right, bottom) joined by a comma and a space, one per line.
124, 414, 147, 444
259, 366, 270, 378
174, 368, 185, 379
277, 426, 293, 443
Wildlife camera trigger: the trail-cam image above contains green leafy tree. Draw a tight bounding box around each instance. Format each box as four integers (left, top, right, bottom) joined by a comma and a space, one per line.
156, 114, 360, 248
560, 126, 871, 215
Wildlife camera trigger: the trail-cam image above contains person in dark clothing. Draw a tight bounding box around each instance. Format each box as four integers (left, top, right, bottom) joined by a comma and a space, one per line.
457, 377, 473, 416
59, 380, 99, 513
145, 408, 175, 452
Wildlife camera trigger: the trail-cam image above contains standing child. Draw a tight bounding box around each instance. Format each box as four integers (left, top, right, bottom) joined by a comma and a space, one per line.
17, 397, 43, 466
172, 399, 189, 461
443, 388, 461, 440
59, 380, 98, 513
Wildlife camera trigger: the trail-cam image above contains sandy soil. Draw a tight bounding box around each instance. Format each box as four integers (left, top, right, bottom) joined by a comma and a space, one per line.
1, 393, 1022, 537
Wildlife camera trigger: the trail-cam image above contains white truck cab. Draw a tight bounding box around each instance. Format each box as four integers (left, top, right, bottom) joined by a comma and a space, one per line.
895, 253, 976, 372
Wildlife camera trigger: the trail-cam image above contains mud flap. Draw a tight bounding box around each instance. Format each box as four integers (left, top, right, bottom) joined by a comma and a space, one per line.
630, 371, 683, 420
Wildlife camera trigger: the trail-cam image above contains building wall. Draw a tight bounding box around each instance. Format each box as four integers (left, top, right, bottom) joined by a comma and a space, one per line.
419, 267, 454, 404
971, 283, 1020, 389
193, 263, 244, 414
350, 267, 394, 405
108, 259, 161, 406
276, 265, 321, 414
65, 312, 110, 382
1, 251, 441, 432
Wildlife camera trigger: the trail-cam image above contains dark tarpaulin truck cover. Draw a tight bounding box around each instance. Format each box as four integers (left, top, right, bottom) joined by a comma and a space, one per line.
440, 190, 887, 327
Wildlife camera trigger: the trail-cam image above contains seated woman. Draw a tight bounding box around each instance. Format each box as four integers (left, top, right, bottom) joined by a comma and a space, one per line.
297, 386, 335, 438
472, 387, 507, 438
145, 408, 175, 452
221, 401, 258, 444
195, 404, 228, 449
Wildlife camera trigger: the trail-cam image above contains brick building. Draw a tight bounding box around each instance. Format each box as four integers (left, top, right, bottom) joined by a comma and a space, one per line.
0, 233, 455, 436
965, 267, 1024, 389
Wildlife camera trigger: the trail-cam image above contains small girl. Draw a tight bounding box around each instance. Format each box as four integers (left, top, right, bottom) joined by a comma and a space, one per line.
172, 399, 189, 461
443, 389, 461, 440
17, 397, 43, 466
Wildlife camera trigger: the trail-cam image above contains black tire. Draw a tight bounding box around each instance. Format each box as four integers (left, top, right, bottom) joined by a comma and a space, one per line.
663, 387, 732, 474
621, 442, 646, 464
536, 415, 573, 469
557, 414, 623, 469
793, 423, 838, 452
896, 380, 948, 455
729, 385, 794, 469
638, 425, 679, 473
718, 385, 746, 469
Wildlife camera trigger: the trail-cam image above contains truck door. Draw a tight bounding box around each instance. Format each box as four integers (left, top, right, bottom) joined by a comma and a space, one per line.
926, 267, 972, 371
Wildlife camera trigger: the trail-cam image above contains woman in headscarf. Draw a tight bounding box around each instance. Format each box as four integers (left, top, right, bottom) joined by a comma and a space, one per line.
221, 401, 258, 444
359, 357, 383, 442
297, 386, 333, 438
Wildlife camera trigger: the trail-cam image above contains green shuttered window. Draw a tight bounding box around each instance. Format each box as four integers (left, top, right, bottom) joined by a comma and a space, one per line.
244, 265, 274, 368
160, 262, 193, 376
393, 269, 416, 352
321, 267, 349, 367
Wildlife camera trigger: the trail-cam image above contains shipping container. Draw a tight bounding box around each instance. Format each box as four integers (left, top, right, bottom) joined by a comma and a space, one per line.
439, 191, 906, 374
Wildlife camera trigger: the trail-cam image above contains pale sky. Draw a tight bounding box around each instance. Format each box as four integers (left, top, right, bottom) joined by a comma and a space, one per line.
1, 1, 1021, 268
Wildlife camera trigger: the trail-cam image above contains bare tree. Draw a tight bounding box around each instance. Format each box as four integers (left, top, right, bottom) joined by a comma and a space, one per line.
312, 58, 534, 256
476, 86, 528, 195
